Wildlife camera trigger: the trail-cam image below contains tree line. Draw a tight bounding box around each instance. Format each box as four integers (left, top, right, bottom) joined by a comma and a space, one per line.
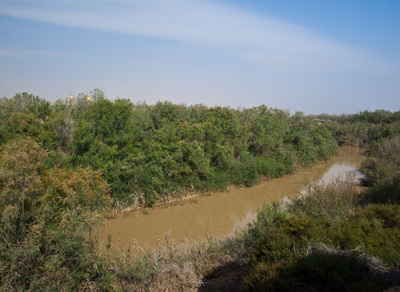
1, 89, 339, 207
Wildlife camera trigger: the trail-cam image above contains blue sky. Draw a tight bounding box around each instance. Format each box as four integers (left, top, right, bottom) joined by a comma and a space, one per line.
0, 0, 399, 114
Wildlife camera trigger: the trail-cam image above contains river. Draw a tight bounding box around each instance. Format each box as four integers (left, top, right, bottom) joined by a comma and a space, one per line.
100, 147, 365, 250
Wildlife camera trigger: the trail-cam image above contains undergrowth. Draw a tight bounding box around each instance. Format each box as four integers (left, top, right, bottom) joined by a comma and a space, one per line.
242, 177, 400, 291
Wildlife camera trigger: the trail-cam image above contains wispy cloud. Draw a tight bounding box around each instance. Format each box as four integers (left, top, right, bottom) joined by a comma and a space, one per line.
0, 49, 25, 58
0, 0, 391, 76
0, 48, 81, 59
32, 50, 82, 58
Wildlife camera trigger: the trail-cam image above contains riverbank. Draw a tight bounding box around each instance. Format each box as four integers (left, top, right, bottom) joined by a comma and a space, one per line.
101, 147, 365, 251
104, 137, 400, 291
113, 146, 365, 214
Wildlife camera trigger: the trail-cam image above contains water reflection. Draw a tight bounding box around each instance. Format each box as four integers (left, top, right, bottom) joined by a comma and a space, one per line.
101, 148, 365, 250
320, 163, 365, 184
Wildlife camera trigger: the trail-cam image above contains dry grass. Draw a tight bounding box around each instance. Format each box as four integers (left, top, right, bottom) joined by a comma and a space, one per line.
288, 173, 362, 223
100, 230, 250, 291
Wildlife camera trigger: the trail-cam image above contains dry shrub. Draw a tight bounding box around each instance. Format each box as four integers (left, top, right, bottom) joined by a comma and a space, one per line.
360, 135, 400, 204
105, 234, 202, 291
0, 138, 113, 291
289, 173, 361, 223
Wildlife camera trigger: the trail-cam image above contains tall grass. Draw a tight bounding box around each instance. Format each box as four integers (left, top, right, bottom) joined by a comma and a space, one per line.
100, 231, 250, 291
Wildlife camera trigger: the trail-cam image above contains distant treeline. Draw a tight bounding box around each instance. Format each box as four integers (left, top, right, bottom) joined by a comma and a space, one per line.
311, 109, 400, 147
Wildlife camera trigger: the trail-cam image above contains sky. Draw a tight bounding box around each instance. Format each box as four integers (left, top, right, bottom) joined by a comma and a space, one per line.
0, 0, 399, 114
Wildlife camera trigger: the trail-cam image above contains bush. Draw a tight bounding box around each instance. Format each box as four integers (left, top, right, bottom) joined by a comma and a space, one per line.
325, 205, 400, 266
0, 138, 113, 290
289, 174, 361, 224
360, 135, 400, 204
243, 189, 400, 290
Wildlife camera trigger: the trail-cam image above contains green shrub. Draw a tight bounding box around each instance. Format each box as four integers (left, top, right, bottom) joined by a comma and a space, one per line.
244, 196, 400, 290
325, 205, 400, 266
294, 252, 383, 292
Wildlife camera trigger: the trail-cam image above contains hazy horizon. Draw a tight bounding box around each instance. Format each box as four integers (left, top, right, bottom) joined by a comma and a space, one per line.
1, 0, 399, 115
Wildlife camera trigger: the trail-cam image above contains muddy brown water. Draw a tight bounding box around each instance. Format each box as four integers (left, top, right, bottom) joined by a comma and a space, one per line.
100, 147, 365, 251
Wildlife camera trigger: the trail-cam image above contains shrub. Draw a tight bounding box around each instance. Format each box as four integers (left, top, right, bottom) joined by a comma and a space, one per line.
243, 184, 400, 290
360, 135, 400, 204
289, 174, 361, 223
0, 138, 113, 290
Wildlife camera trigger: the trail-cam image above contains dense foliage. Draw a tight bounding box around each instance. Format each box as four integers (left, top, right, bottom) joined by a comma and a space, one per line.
1, 90, 339, 207
1, 90, 399, 290
311, 109, 400, 146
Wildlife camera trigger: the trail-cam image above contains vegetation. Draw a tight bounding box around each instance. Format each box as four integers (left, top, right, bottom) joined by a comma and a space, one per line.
233, 134, 400, 291
242, 182, 400, 291
1, 90, 399, 290
1, 90, 339, 208
360, 135, 400, 204
102, 149, 400, 291
311, 109, 400, 146
0, 138, 112, 290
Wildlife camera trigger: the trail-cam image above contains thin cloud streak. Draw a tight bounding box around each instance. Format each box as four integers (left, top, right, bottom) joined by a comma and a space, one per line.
0, 48, 82, 59
0, 0, 392, 76
0, 49, 25, 58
